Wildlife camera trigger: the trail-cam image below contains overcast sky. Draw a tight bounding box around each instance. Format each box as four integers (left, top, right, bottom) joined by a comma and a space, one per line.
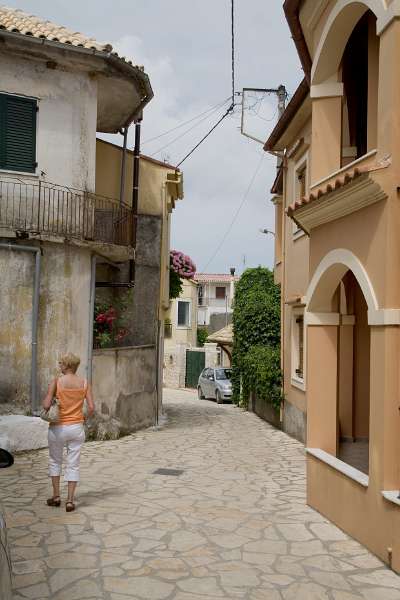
7, 0, 302, 274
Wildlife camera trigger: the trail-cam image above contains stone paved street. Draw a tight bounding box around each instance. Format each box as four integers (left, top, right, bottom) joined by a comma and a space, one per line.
1, 388, 400, 599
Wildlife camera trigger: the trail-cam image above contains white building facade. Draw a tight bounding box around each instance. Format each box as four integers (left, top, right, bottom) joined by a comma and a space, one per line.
195, 273, 239, 327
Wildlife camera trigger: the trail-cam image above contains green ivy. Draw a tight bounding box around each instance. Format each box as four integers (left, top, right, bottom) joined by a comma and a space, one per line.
169, 268, 183, 300
232, 267, 282, 410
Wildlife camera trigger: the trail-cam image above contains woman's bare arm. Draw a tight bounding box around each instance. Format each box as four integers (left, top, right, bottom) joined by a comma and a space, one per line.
85, 383, 95, 416
42, 379, 57, 410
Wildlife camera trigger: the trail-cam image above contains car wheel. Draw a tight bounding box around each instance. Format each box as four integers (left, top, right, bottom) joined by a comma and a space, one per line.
198, 386, 205, 400
216, 390, 223, 404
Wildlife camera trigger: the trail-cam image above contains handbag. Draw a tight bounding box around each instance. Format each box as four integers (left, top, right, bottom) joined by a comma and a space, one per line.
39, 398, 60, 423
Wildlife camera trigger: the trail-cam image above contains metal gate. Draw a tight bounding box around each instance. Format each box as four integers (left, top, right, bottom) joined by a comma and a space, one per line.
185, 350, 205, 388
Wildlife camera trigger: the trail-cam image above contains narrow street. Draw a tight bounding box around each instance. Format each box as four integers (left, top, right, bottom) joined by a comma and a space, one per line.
2, 389, 400, 600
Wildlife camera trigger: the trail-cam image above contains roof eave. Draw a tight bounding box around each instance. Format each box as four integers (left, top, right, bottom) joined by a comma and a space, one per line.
283, 0, 312, 83
264, 78, 309, 152
0, 29, 153, 131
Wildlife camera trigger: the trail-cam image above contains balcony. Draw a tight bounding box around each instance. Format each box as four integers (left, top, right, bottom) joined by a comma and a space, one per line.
0, 176, 134, 247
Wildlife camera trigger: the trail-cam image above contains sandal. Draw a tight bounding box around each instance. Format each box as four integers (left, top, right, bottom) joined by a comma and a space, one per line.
46, 496, 61, 507
66, 501, 75, 512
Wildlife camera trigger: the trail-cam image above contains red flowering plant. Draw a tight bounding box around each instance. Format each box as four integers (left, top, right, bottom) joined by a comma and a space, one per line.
93, 290, 133, 348
169, 250, 196, 300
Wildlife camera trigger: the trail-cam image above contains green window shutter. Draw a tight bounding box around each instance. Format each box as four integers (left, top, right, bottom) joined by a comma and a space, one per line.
0, 94, 37, 173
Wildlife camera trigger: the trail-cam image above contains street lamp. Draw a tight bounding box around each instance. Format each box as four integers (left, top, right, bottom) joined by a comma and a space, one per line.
259, 228, 275, 237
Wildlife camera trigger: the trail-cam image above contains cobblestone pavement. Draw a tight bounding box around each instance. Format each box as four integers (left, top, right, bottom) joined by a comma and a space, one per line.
1, 388, 400, 600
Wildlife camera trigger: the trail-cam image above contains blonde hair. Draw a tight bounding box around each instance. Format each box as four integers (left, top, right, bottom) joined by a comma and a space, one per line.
59, 353, 80, 373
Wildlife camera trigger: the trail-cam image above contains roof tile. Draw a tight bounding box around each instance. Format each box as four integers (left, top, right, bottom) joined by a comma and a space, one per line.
0, 5, 111, 53
287, 167, 366, 216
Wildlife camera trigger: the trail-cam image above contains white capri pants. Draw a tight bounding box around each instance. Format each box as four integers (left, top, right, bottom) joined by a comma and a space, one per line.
48, 424, 85, 482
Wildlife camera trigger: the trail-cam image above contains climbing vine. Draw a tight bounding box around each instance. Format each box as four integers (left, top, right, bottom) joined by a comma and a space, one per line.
232, 267, 282, 410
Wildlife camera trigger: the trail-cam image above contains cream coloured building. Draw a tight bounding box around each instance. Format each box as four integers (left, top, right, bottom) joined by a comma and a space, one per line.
266, 0, 400, 573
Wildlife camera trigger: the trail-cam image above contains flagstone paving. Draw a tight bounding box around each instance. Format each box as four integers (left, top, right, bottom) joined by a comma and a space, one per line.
1, 388, 400, 599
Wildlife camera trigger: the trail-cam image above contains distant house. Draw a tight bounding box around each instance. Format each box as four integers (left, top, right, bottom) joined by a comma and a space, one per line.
195, 272, 239, 329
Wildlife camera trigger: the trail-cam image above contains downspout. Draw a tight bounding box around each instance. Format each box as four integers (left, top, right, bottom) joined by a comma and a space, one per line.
0, 243, 41, 414
87, 254, 97, 384
129, 116, 142, 285
119, 127, 128, 206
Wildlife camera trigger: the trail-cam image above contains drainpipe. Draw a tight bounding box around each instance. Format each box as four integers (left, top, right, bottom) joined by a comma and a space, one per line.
0, 243, 41, 414
87, 254, 97, 384
129, 116, 142, 284
119, 127, 128, 206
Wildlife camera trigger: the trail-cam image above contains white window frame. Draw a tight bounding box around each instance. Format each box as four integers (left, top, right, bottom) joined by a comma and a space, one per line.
177, 299, 192, 329
291, 307, 306, 391
292, 152, 309, 240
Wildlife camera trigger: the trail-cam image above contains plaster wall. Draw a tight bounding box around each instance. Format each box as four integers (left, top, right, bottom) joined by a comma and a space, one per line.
92, 345, 156, 431
0, 242, 91, 411
0, 51, 97, 191
279, 119, 312, 441
165, 279, 198, 347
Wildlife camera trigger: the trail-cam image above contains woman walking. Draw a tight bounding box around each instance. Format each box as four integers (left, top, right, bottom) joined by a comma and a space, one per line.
42, 353, 94, 512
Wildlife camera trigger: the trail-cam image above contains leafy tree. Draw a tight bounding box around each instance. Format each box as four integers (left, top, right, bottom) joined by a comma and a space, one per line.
197, 327, 208, 347
232, 267, 282, 410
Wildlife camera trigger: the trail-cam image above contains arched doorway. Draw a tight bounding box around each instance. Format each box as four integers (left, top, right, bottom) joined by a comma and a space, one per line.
306, 251, 375, 476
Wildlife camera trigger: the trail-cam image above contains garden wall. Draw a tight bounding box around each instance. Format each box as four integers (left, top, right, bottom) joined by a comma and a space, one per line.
92, 345, 157, 432
249, 392, 281, 429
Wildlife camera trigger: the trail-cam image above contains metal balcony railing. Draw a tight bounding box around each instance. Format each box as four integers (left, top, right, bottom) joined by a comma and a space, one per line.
0, 177, 134, 247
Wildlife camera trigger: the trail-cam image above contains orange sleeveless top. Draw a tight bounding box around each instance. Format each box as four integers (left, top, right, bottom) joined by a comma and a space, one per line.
55, 378, 86, 426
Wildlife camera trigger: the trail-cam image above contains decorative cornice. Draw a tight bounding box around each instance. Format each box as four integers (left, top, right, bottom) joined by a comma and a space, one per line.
289, 173, 387, 234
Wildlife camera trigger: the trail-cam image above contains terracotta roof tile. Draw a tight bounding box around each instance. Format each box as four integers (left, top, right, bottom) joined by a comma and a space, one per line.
0, 5, 144, 70
0, 6, 112, 51
287, 167, 366, 216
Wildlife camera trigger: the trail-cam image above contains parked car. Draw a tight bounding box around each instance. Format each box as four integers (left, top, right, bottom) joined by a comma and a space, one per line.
198, 368, 232, 403
0, 448, 14, 600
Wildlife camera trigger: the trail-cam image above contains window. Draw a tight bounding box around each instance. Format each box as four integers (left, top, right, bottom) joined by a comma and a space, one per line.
0, 93, 37, 173
297, 166, 307, 199
216, 286, 226, 299
293, 156, 308, 237
292, 309, 305, 389
341, 11, 378, 164
295, 316, 304, 379
198, 285, 204, 306
177, 300, 191, 327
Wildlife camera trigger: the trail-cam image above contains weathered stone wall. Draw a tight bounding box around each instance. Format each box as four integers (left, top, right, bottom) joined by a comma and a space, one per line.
92, 345, 157, 432
0, 241, 91, 413
131, 214, 162, 347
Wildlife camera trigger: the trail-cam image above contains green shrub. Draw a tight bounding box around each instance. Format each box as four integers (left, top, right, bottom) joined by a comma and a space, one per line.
169, 269, 183, 300
232, 267, 282, 410
197, 327, 208, 347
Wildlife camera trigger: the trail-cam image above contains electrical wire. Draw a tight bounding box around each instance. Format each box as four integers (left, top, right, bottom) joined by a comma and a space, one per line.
174, 0, 236, 167
150, 98, 231, 157
231, 0, 235, 105
142, 97, 231, 145
176, 105, 233, 167
201, 153, 265, 271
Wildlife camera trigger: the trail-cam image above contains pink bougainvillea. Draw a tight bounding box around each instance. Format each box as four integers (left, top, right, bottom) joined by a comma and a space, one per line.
170, 250, 196, 279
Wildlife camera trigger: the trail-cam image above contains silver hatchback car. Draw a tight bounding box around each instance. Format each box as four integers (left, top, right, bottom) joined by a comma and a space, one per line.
198, 368, 233, 403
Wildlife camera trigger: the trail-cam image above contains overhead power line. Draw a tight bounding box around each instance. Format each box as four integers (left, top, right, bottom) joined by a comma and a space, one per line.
151, 98, 231, 158
201, 153, 265, 271
142, 97, 231, 145
176, 105, 233, 167
175, 0, 236, 167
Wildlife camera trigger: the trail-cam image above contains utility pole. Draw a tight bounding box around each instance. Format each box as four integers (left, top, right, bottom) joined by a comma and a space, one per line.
240, 85, 287, 146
